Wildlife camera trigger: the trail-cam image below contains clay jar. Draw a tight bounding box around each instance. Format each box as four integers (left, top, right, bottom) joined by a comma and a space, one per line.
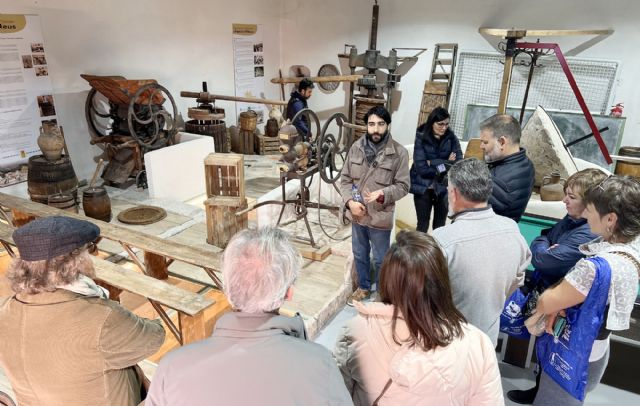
82, 187, 112, 222
540, 171, 566, 201
37, 123, 65, 161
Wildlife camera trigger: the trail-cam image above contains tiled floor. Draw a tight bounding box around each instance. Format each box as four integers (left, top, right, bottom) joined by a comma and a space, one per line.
315, 305, 640, 406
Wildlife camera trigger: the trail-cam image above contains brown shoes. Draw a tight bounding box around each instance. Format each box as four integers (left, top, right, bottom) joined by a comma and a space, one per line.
347, 288, 370, 306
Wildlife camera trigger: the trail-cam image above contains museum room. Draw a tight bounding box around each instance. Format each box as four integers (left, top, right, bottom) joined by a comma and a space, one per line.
0, 0, 638, 405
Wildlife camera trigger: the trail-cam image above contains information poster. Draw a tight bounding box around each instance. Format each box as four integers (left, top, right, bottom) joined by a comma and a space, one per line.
232, 23, 266, 124
0, 14, 57, 184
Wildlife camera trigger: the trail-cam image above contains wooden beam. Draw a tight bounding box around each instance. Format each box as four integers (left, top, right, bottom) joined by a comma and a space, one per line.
180, 91, 287, 106
479, 28, 613, 38
270, 74, 362, 85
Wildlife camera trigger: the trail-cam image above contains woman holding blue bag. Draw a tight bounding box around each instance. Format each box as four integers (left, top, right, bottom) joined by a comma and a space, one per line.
532, 175, 640, 405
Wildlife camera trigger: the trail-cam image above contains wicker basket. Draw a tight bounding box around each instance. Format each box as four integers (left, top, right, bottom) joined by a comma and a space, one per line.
239, 110, 258, 131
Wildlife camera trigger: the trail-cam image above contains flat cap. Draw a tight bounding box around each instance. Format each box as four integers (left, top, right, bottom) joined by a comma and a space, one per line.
13, 216, 100, 261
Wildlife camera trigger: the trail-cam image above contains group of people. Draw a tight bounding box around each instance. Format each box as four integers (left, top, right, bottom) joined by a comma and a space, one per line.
0, 100, 638, 406
339, 104, 640, 405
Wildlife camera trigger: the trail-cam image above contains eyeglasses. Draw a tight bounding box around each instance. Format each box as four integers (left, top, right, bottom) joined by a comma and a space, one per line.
434, 121, 450, 128
596, 174, 614, 192
87, 237, 102, 254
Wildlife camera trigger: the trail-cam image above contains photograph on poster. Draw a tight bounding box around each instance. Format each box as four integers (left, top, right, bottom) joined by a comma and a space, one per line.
22, 55, 33, 69
254, 54, 263, 65
35, 66, 49, 77
30, 43, 44, 53
254, 66, 264, 77
32, 54, 47, 65
253, 42, 263, 52
37, 94, 56, 116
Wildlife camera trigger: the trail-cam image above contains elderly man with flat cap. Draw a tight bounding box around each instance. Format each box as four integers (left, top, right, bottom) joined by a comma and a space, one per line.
0, 216, 165, 406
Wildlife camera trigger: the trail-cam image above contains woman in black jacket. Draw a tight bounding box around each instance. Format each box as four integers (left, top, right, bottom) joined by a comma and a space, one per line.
410, 107, 462, 232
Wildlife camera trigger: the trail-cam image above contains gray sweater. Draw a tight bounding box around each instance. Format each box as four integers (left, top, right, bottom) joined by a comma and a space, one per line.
433, 207, 530, 345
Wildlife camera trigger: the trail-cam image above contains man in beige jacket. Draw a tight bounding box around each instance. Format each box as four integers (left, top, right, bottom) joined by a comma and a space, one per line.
341, 105, 410, 305
0, 216, 165, 406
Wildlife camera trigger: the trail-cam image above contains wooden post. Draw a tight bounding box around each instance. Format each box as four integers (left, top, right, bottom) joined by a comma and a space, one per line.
144, 251, 169, 280
179, 311, 207, 345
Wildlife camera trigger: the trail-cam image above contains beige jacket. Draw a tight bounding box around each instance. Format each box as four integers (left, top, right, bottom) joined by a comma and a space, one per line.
340, 135, 410, 230
334, 302, 504, 406
0, 289, 165, 406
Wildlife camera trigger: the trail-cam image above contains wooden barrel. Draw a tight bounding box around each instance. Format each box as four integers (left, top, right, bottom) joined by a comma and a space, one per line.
185, 120, 229, 152
265, 118, 279, 137
82, 187, 112, 222
27, 155, 78, 204
614, 146, 640, 179
47, 194, 78, 213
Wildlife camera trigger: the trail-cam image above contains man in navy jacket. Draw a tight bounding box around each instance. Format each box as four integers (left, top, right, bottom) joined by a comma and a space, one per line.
285, 78, 314, 140
479, 114, 534, 222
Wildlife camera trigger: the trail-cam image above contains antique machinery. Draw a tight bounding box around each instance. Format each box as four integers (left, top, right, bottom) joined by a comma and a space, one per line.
82, 74, 178, 188
479, 28, 614, 164
272, 0, 425, 140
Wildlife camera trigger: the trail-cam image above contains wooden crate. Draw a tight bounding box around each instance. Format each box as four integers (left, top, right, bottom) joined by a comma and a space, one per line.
205, 196, 248, 248
237, 129, 255, 155
416, 81, 448, 127
255, 134, 280, 155
204, 153, 245, 199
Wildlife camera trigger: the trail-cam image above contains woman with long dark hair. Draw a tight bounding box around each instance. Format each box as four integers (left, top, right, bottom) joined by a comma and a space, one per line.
410, 107, 462, 232
532, 176, 640, 405
334, 231, 503, 405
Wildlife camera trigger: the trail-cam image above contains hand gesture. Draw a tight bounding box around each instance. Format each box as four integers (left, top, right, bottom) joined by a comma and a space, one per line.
363, 189, 384, 204
348, 200, 367, 217
448, 152, 456, 161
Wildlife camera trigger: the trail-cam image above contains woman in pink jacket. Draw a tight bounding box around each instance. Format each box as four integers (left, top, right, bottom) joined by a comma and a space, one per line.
334, 231, 504, 405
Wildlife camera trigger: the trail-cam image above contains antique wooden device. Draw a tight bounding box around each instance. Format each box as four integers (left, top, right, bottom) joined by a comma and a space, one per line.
82, 74, 178, 188
185, 82, 229, 153
203, 153, 248, 248
479, 28, 614, 164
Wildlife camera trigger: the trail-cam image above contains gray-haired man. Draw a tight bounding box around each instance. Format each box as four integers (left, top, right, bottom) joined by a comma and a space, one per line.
146, 227, 352, 406
433, 158, 531, 345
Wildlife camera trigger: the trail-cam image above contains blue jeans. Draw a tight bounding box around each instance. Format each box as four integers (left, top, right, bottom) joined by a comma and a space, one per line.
352, 223, 391, 291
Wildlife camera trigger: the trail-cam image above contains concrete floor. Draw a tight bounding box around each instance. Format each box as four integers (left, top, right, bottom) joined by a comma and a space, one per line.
315, 304, 640, 406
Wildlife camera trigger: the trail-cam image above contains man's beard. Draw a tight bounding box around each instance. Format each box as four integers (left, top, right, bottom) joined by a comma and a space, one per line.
367, 129, 388, 144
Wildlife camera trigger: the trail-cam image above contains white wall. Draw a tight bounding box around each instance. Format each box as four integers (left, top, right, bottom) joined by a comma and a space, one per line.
5, 0, 639, 182
280, 0, 640, 151
5, 0, 283, 180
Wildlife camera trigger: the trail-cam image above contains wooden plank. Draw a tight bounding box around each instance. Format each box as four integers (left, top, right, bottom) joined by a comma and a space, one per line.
479, 28, 613, 38
0, 221, 214, 316
144, 251, 169, 279
0, 192, 222, 272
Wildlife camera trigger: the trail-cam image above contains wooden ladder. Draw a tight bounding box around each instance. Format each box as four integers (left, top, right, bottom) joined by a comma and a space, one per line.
416, 43, 459, 126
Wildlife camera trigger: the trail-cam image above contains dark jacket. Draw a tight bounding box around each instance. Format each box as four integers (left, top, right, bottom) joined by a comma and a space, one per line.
488, 148, 535, 222
531, 215, 597, 287
286, 91, 309, 138
409, 125, 462, 196
146, 312, 352, 406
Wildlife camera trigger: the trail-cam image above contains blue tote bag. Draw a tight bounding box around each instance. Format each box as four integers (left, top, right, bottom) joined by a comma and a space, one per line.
535, 256, 611, 401
500, 272, 541, 339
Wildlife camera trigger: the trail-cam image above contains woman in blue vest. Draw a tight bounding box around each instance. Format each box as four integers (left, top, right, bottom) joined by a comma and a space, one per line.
532, 175, 640, 405
409, 107, 462, 232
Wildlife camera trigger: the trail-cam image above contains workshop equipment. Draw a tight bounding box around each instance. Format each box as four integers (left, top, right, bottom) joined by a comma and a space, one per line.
185, 82, 229, 153
82, 74, 179, 188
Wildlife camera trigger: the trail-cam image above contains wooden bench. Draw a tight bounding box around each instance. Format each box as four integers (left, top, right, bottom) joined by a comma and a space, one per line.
0, 221, 214, 346
0, 192, 223, 289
